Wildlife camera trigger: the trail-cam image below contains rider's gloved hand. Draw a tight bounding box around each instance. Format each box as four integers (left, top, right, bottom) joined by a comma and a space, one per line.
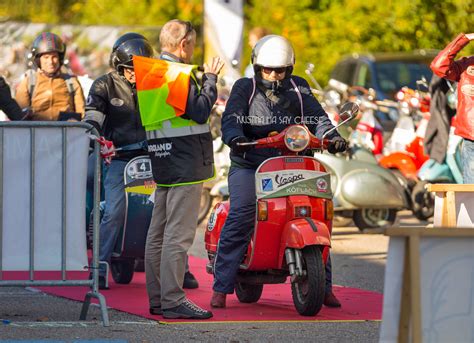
230, 136, 251, 154
21, 108, 34, 121
97, 137, 116, 165
328, 136, 348, 154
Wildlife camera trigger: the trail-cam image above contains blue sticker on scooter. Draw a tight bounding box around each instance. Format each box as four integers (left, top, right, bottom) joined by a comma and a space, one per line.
262, 178, 273, 192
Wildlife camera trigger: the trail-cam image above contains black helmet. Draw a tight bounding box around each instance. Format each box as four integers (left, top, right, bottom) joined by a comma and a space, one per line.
112, 32, 147, 52
111, 33, 154, 72
31, 32, 66, 67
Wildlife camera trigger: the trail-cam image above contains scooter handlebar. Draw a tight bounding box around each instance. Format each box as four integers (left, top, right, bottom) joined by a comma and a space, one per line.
236, 127, 330, 152
236, 141, 258, 147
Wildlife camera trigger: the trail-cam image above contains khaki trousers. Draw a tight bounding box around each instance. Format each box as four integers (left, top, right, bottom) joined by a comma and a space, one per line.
145, 183, 202, 309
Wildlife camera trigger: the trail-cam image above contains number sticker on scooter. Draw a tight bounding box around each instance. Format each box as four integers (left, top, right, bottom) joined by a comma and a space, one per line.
126, 158, 153, 180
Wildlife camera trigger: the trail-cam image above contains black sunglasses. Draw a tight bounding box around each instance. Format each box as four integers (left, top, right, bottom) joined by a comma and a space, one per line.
262, 66, 286, 74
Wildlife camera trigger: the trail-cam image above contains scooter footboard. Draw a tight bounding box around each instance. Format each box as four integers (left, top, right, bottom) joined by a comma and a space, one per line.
278, 218, 331, 269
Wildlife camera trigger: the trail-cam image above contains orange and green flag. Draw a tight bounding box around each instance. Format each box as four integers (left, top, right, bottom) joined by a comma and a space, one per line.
133, 56, 195, 130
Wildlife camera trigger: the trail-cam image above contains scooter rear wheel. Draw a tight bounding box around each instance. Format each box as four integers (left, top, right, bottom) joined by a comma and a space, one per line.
235, 283, 263, 303
111, 259, 135, 284
291, 246, 325, 316
411, 181, 434, 221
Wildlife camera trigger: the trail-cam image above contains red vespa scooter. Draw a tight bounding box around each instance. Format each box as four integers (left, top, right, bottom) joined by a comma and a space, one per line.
205, 103, 358, 316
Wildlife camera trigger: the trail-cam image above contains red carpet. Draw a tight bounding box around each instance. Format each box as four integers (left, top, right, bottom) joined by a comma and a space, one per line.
4, 257, 382, 323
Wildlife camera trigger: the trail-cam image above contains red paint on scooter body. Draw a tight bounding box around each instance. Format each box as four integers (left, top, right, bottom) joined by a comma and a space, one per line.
205, 156, 332, 272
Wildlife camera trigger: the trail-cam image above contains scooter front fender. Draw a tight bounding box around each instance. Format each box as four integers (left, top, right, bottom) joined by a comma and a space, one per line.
278, 218, 331, 269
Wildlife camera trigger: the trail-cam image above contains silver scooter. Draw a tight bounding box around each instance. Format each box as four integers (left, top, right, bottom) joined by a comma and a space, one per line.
314, 145, 411, 231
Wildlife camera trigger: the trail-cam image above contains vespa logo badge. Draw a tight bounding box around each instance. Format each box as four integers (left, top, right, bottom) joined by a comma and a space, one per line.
275, 174, 304, 187
262, 178, 273, 192
316, 178, 328, 192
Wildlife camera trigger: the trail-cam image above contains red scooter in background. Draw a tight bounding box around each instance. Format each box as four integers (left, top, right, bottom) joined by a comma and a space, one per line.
379, 82, 431, 220
345, 86, 385, 155
205, 103, 358, 316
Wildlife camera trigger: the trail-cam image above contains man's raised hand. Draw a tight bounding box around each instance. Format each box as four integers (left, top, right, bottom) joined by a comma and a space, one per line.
204, 57, 225, 76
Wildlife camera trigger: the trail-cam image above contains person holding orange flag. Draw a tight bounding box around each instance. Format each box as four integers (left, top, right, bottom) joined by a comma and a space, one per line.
135, 19, 224, 320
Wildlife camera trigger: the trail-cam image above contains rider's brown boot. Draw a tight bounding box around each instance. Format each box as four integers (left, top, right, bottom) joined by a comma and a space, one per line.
210, 291, 226, 308
324, 291, 342, 307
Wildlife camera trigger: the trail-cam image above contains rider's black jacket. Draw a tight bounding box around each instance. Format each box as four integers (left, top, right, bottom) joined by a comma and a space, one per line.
0, 76, 24, 121
84, 70, 146, 152
222, 75, 340, 169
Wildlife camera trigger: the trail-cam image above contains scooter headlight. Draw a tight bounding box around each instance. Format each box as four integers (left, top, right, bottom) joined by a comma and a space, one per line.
410, 97, 420, 108
396, 91, 405, 101
285, 125, 310, 152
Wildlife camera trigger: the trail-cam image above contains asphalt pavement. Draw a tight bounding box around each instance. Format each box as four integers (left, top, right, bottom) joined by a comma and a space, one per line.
0, 210, 428, 342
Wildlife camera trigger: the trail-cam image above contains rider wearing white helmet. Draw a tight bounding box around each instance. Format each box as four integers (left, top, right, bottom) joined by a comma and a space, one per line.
211, 35, 346, 309
251, 34, 295, 73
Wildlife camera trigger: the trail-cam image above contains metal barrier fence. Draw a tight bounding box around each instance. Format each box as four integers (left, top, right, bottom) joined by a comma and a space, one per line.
0, 121, 109, 326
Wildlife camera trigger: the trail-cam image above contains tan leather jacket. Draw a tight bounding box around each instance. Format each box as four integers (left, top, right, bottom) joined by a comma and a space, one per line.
431, 33, 474, 140
16, 70, 85, 121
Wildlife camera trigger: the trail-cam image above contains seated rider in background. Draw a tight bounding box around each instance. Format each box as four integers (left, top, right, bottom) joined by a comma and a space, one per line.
15, 32, 85, 120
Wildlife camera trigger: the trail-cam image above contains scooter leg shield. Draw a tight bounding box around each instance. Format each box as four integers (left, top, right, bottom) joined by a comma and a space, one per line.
277, 218, 331, 269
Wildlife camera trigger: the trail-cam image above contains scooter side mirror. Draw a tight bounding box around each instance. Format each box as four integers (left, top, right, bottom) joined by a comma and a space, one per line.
338, 102, 359, 122
321, 102, 359, 142
416, 77, 429, 92
305, 63, 323, 92
305, 63, 315, 73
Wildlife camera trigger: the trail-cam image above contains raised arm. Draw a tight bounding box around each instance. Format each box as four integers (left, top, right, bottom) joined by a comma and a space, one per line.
431, 33, 474, 82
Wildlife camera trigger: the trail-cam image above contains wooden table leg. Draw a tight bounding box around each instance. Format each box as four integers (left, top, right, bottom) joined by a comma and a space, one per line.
446, 191, 456, 227
409, 235, 422, 342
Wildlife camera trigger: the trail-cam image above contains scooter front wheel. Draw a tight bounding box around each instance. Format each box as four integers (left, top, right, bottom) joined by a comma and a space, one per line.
291, 246, 325, 316
235, 283, 263, 303
353, 208, 397, 231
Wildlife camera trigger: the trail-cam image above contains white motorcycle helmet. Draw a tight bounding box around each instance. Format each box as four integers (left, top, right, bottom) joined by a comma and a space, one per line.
251, 35, 295, 74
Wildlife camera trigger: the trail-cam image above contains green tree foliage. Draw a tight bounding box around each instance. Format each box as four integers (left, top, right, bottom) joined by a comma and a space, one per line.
2, 0, 473, 85
245, 0, 474, 84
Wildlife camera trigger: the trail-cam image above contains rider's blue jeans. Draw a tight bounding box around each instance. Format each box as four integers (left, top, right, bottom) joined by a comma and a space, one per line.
461, 139, 474, 184
98, 159, 128, 276
213, 166, 334, 294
